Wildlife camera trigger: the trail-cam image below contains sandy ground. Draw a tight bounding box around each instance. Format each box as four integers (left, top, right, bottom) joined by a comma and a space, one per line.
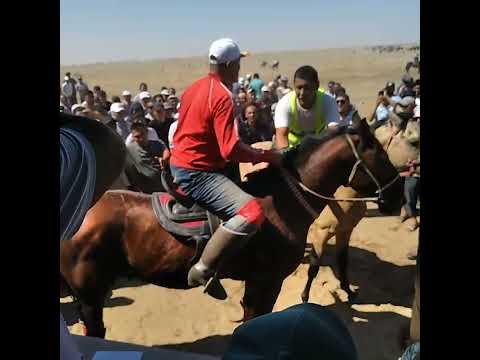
61, 203, 419, 360
60, 46, 420, 359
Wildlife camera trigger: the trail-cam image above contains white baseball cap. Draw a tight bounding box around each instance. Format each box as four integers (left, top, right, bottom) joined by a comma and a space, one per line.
122, 90, 131, 96
139, 91, 151, 100
208, 38, 248, 65
71, 104, 85, 113
261, 85, 270, 92
246, 74, 252, 80
160, 89, 170, 96
110, 102, 126, 113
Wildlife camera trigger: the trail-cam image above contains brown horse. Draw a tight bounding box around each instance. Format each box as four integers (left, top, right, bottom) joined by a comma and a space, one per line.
60, 119, 402, 338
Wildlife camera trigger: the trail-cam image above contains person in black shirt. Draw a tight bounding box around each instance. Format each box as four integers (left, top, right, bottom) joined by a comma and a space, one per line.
238, 104, 273, 145
148, 102, 174, 146
125, 122, 170, 193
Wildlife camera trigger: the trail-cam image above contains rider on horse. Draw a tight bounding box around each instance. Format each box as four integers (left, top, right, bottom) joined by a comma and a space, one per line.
169, 38, 283, 300
273, 65, 342, 150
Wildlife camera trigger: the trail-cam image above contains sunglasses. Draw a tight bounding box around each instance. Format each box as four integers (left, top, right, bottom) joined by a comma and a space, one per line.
336, 99, 346, 105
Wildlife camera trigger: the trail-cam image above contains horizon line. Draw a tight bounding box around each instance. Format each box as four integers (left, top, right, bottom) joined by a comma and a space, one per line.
60, 40, 420, 68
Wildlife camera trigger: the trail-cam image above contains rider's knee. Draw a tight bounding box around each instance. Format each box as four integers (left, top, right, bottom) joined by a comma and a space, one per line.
237, 198, 265, 228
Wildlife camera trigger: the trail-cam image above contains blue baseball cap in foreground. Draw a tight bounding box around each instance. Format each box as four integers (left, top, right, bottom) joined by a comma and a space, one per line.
222, 303, 358, 360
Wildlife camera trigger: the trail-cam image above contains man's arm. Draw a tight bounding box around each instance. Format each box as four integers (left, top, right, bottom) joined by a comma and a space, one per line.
273, 94, 291, 150
275, 127, 289, 150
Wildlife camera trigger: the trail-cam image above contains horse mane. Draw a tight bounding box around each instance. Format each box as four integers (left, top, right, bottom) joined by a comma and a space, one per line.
292, 125, 356, 168
241, 126, 356, 196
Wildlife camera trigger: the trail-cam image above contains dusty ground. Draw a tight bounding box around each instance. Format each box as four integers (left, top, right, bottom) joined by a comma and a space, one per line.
60, 46, 420, 360
61, 203, 419, 360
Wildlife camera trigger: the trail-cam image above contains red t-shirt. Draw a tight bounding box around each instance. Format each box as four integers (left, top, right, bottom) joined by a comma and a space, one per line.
171, 73, 240, 171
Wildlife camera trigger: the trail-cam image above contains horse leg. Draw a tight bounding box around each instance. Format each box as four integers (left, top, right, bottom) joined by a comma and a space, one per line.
301, 252, 321, 303
335, 228, 356, 301
78, 297, 107, 338
241, 277, 284, 321
301, 228, 334, 303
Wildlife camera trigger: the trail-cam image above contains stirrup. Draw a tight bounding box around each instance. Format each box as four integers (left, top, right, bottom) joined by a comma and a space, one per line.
204, 273, 227, 301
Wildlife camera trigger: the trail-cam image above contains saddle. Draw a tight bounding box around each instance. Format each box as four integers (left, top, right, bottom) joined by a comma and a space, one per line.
151, 171, 221, 252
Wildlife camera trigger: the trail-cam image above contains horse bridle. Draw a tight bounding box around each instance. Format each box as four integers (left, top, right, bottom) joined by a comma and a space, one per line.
280, 133, 400, 218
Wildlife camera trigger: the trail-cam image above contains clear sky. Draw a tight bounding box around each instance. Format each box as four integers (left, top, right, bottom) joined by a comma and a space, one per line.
60, 0, 420, 65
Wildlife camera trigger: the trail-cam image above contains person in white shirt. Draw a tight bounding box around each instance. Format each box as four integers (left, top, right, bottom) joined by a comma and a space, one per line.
121, 90, 133, 114
274, 66, 339, 149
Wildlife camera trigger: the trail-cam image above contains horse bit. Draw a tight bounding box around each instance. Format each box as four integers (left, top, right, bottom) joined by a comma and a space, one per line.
280, 133, 400, 219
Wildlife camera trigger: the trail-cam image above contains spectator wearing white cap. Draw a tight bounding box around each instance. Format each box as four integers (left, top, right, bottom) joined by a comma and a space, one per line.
133, 82, 148, 102
159, 88, 170, 103
245, 73, 252, 88
61, 73, 77, 106
121, 90, 133, 114
71, 103, 85, 116
276, 75, 291, 100
75, 77, 89, 102
167, 94, 179, 112
110, 102, 131, 140
138, 91, 152, 111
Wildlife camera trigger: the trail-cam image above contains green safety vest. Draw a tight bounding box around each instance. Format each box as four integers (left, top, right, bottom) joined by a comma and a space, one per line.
288, 88, 326, 147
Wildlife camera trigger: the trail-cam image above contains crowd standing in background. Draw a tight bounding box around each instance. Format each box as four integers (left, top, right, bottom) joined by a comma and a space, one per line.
59, 61, 419, 214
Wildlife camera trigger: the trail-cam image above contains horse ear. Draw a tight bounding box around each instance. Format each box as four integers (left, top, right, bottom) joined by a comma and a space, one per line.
352, 114, 370, 136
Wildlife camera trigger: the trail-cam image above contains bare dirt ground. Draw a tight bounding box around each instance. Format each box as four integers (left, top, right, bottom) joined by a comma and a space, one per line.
61, 46, 420, 360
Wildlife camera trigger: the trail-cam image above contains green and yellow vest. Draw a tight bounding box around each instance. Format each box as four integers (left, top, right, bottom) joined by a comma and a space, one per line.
288, 88, 327, 147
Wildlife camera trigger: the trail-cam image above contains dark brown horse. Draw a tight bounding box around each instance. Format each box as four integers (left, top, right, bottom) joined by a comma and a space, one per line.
60, 119, 402, 338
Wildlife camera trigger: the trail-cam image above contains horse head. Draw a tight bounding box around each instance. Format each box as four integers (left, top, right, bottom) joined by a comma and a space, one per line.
290, 118, 403, 215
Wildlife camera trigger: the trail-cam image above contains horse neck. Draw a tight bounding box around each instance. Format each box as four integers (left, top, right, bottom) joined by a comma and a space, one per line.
296, 136, 355, 198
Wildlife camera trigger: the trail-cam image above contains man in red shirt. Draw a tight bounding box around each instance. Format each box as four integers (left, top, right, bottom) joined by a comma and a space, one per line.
170, 38, 282, 300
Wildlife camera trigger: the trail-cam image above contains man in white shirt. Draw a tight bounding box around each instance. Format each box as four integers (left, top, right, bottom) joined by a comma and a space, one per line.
274, 66, 339, 149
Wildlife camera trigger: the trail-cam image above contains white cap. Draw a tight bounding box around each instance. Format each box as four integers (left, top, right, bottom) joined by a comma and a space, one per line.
208, 38, 247, 65
246, 74, 252, 80
160, 89, 170, 96
168, 94, 177, 100
64, 76, 69, 81
110, 102, 126, 113
122, 90, 131, 96
238, 77, 245, 84
71, 104, 85, 113
261, 85, 270, 92
139, 91, 151, 100
268, 81, 275, 87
